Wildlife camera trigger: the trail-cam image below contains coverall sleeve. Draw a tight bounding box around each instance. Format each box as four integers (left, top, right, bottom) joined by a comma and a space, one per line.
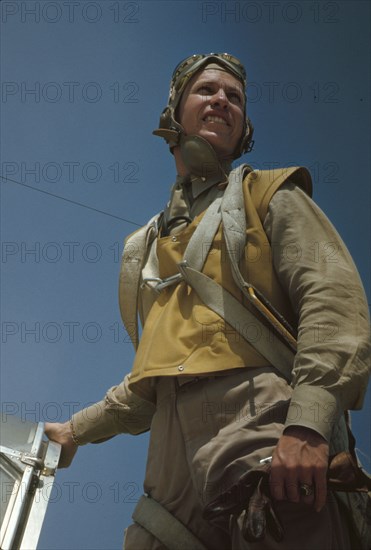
264, 182, 370, 442
70, 374, 155, 445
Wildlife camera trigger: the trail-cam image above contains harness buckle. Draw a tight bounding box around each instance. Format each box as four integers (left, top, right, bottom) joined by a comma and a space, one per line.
141, 273, 183, 293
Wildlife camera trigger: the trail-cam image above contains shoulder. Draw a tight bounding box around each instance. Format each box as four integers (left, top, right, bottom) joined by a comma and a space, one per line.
242, 165, 313, 221
123, 212, 162, 246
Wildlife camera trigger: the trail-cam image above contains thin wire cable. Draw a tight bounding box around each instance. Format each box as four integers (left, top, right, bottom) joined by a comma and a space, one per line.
0, 175, 142, 226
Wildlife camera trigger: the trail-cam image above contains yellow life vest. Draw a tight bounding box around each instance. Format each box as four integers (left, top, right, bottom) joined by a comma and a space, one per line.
119, 165, 312, 400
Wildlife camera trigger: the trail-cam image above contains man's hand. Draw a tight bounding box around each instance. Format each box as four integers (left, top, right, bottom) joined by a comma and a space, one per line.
44, 421, 78, 468
270, 426, 329, 512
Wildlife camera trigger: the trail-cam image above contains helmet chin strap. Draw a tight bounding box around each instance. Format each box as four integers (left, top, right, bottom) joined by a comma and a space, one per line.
179, 134, 230, 186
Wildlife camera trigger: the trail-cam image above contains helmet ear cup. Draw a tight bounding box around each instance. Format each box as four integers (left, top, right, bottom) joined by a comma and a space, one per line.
153, 107, 183, 149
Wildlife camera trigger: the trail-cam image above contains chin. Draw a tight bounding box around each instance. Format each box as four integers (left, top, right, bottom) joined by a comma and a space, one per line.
199, 132, 235, 159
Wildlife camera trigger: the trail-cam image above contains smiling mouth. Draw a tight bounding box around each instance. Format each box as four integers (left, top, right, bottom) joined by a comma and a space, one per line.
203, 115, 229, 126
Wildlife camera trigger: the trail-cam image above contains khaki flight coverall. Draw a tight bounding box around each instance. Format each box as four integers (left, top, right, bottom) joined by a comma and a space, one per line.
72, 167, 370, 550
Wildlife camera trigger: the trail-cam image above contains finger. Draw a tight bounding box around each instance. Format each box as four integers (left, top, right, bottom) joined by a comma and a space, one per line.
314, 464, 328, 512
271, 469, 301, 503
284, 473, 300, 503
269, 467, 286, 501
44, 421, 62, 441
298, 480, 315, 506
44, 422, 53, 438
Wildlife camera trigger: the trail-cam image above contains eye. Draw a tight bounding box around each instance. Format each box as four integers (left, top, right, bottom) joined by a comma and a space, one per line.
228, 91, 243, 104
197, 85, 213, 95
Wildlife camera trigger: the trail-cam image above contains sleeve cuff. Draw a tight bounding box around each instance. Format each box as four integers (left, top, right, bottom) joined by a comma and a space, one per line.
71, 401, 121, 445
284, 384, 342, 442
70, 376, 156, 445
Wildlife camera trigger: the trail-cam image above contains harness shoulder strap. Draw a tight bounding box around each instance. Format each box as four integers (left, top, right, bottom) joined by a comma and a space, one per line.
221, 166, 311, 347
119, 213, 161, 350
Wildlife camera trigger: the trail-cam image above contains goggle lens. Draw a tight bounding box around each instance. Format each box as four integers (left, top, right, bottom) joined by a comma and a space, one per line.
171, 53, 246, 95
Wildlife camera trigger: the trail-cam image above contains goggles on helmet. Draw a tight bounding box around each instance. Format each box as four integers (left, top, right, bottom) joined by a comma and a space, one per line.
170, 53, 247, 99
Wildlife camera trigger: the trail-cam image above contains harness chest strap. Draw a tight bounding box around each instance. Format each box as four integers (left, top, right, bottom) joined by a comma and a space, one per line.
177, 261, 294, 381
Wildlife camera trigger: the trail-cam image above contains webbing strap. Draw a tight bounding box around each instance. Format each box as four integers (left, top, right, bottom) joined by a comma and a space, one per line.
183, 196, 222, 271
119, 214, 160, 350
178, 263, 294, 380
182, 165, 249, 275
221, 164, 252, 294
132, 495, 207, 550
221, 166, 304, 312
141, 232, 161, 286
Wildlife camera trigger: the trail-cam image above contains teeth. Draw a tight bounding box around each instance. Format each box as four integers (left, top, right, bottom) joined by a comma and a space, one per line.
204, 115, 227, 125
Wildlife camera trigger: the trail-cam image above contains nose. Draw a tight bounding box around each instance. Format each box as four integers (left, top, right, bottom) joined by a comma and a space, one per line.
210, 87, 229, 109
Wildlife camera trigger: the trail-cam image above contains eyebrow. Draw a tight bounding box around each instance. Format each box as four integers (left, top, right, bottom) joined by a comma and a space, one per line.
194, 79, 244, 96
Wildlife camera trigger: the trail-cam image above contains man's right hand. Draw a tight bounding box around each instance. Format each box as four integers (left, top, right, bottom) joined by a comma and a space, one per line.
44, 421, 78, 468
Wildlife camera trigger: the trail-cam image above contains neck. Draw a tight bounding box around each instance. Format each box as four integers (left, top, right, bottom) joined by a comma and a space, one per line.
173, 144, 232, 178
173, 147, 188, 176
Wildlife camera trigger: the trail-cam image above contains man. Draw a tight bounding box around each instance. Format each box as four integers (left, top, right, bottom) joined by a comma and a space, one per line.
46, 53, 370, 549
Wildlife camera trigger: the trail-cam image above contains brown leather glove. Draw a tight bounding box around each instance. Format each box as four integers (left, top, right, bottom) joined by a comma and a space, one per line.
203, 464, 284, 543
240, 471, 284, 542
203, 451, 371, 544
328, 450, 371, 492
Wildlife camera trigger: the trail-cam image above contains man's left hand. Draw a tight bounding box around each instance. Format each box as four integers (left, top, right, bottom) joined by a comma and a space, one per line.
270, 426, 329, 512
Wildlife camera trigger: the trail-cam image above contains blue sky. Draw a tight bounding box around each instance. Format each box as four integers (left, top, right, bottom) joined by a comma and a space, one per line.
1, 1, 370, 548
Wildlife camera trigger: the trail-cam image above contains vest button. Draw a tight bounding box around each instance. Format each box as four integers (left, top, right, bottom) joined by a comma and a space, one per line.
177, 365, 184, 372
171, 236, 177, 242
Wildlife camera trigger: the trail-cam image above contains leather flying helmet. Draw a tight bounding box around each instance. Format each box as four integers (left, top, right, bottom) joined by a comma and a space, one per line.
153, 53, 254, 160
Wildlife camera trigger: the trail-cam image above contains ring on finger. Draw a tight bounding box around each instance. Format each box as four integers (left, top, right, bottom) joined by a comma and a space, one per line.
299, 483, 314, 497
